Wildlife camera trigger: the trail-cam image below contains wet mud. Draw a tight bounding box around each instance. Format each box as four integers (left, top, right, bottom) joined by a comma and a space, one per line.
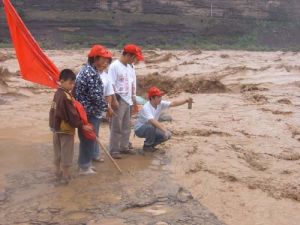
1, 49, 300, 225
0, 133, 224, 225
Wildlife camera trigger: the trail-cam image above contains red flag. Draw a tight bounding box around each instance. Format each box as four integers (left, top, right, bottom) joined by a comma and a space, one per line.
74, 100, 97, 140
3, 0, 97, 140
3, 0, 59, 88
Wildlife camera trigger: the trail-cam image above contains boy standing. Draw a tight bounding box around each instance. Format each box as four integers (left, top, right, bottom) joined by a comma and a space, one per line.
49, 69, 90, 184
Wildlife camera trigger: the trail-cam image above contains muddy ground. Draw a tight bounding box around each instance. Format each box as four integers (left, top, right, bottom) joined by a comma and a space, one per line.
0, 49, 300, 225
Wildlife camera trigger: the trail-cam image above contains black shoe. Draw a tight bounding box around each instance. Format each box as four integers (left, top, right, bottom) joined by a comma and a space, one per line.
143, 145, 157, 152
128, 142, 134, 150
120, 149, 136, 155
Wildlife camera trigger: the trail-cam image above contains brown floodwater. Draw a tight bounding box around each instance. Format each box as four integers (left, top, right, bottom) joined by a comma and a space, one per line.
2, 49, 300, 225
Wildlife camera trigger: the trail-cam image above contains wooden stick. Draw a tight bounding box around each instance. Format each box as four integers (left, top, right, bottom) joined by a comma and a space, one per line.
96, 138, 123, 174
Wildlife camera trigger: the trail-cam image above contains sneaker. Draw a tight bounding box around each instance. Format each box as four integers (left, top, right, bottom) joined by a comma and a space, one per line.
78, 168, 97, 175
60, 177, 70, 185
90, 166, 97, 171
111, 153, 122, 159
93, 157, 105, 163
120, 149, 136, 155
143, 145, 157, 152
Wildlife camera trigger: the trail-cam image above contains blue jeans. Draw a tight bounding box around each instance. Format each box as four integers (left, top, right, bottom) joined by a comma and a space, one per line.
90, 116, 101, 160
135, 124, 168, 147
78, 115, 100, 170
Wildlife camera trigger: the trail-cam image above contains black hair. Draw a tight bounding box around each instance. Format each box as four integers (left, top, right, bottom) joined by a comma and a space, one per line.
88, 56, 112, 65
122, 51, 135, 58
59, 69, 76, 81
88, 56, 101, 65
149, 96, 158, 100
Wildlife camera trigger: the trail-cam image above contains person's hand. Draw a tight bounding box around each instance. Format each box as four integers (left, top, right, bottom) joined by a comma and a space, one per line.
186, 97, 194, 109
186, 97, 194, 103
133, 103, 139, 114
111, 100, 119, 111
106, 107, 117, 119
82, 124, 93, 132
164, 130, 172, 140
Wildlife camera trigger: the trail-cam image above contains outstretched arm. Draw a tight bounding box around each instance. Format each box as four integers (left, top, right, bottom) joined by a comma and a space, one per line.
170, 97, 192, 107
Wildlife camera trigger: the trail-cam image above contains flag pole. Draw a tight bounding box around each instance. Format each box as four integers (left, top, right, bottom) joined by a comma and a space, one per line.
96, 138, 123, 174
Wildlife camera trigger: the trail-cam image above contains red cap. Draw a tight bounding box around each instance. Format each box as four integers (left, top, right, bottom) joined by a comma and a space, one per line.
88, 45, 112, 59
124, 44, 144, 61
148, 86, 165, 99
136, 47, 144, 61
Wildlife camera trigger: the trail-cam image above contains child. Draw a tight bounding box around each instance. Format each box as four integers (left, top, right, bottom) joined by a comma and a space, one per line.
49, 69, 90, 184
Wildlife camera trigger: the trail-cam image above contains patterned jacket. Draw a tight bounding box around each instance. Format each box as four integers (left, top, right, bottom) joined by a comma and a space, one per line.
75, 63, 108, 118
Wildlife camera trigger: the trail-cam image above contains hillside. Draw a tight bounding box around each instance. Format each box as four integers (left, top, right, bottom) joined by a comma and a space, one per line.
0, 0, 300, 49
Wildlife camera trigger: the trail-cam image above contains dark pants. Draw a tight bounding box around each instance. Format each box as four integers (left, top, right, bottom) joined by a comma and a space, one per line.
78, 115, 100, 170
135, 124, 168, 147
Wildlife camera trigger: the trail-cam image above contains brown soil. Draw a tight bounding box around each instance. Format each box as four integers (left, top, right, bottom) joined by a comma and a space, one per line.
246, 93, 269, 104
0, 52, 13, 62
1, 49, 300, 225
240, 84, 269, 93
277, 98, 292, 105
144, 53, 174, 64
260, 108, 293, 115
137, 74, 227, 96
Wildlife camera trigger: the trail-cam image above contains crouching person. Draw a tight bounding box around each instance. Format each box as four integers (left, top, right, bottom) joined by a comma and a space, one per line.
134, 86, 192, 152
49, 69, 91, 185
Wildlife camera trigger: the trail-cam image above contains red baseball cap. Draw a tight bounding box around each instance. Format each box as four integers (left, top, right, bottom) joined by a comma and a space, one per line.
123, 44, 144, 61
136, 47, 144, 61
88, 45, 112, 59
148, 86, 165, 99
